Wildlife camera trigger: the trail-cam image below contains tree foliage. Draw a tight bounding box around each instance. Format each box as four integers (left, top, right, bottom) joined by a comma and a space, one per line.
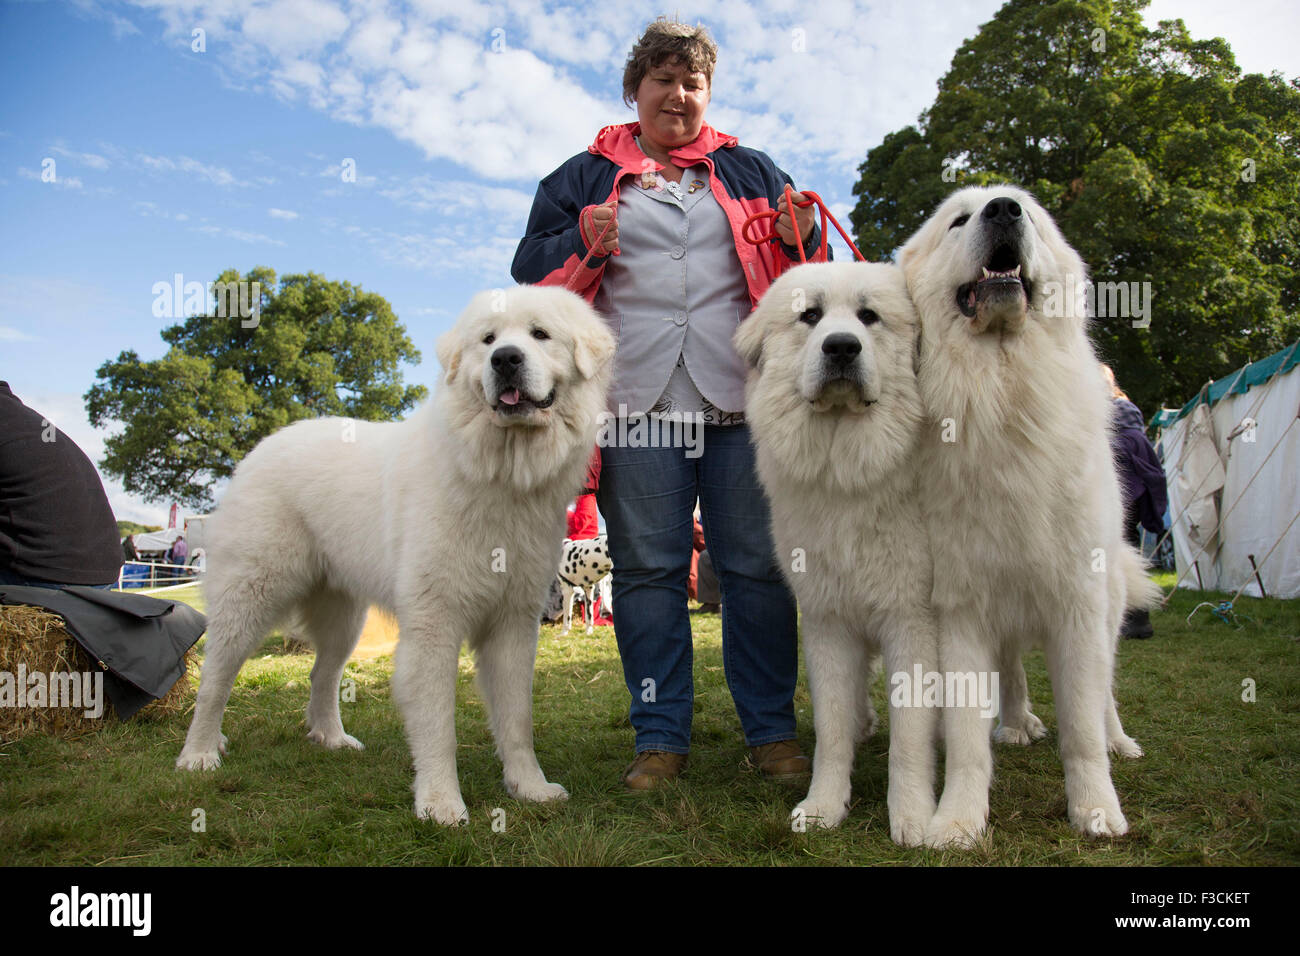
850, 0, 1300, 414
86, 268, 427, 509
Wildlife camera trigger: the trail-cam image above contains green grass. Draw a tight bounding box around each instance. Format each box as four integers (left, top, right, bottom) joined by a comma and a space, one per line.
1, 574, 1296, 866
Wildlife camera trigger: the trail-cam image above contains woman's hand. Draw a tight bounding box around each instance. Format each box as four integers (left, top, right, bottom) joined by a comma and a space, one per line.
581, 201, 620, 257
774, 191, 815, 247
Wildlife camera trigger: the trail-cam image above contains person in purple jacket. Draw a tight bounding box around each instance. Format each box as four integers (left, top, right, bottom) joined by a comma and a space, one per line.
1103, 365, 1168, 638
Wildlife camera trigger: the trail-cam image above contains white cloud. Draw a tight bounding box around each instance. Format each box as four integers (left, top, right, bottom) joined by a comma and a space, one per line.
196, 224, 286, 245
119, 0, 1300, 189
0, 326, 36, 342
17, 167, 84, 189
137, 153, 242, 187
50, 144, 111, 169
268, 207, 299, 219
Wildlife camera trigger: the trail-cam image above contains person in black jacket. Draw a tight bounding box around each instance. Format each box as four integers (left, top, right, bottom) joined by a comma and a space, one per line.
0, 382, 122, 588
1102, 366, 1168, 638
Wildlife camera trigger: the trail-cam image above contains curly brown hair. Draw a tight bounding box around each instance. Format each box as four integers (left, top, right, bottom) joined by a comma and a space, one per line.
622, 17, 717, 107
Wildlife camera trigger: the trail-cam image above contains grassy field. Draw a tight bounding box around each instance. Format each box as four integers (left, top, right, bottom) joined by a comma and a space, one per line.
1, 574, 1296, 866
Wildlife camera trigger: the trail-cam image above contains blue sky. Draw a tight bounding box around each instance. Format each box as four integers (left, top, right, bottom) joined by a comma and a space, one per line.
2, 0, 1297, 525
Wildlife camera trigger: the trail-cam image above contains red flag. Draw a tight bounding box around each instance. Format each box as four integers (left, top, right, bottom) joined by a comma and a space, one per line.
168, 503, 178, 529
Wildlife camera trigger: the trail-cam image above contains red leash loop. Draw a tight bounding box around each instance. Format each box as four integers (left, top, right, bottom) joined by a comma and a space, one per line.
565, 208, 618, 292
742, 184, 867, 264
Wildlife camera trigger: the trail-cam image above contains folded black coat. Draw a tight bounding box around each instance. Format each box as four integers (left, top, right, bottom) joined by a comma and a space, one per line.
0, 585, 206, 719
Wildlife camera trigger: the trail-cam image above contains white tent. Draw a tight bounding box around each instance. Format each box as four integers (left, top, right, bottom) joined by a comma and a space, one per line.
1155, 340, 1300, 599
130, 527, 184, 554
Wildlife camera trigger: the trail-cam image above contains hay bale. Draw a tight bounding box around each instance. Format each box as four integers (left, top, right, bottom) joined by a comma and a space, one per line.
0, 603, 194, 740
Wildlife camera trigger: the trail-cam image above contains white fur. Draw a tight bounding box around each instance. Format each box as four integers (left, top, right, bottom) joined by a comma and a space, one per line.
736, 262, 939, 846
176, 286, 615, 824
900, 186, 1155, 848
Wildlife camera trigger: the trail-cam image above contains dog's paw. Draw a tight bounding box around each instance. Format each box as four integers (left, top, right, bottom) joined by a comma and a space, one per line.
1108, 734, 1144, 759
1070, 803, 1128, 839
890, 812, 930, 848
923, 811, 986, 850
306, 727, 365, 751
415, 797, 469, 826
507, 778, 569, 803
994, 711, 1047, 745
792, 796, 849, 830
176, 748, 222, 771
217, 733, 229, 755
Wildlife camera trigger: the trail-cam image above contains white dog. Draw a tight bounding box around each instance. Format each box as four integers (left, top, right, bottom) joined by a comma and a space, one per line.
177, 286, 615, 825
735, 262, 939, 846
900, 185, 1156, 848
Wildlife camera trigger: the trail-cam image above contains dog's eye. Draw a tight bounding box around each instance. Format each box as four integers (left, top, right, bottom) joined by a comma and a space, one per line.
949, 214, 970, 230
531, 328, 550, 341
483, 333, 495, 345
857, 308, 880, 326
798, 308, 822, 326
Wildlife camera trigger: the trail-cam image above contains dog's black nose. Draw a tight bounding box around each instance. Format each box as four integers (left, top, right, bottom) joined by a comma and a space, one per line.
822, 333, 862, 365
982, 197, 1022, 225
491, 345, 525, 372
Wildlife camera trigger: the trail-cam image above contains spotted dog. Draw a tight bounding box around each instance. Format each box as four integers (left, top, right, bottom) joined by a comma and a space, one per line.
557, 535, 613, 635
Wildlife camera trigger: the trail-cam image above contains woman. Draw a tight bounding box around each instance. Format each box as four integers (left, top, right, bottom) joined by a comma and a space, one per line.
512, 17, 827, 789
1102, 365, 1168, 639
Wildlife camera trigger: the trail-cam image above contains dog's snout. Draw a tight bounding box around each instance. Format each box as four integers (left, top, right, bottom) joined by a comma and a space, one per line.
822, 333, 862, 365
981, 197, 1022, 225
491, 345, 525, 374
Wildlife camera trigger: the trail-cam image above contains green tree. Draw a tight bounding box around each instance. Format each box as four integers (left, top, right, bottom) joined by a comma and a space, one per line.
86, 268, 427, 510
851, 0, 1300, 414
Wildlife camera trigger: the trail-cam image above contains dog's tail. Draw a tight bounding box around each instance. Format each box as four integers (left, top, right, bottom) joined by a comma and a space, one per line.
1120, 543, 1162, 610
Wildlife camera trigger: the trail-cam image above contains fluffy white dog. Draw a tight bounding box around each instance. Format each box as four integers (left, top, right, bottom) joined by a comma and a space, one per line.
177, 286, 615, 825
900, 185, 1156, 848
736, 262, 939, 846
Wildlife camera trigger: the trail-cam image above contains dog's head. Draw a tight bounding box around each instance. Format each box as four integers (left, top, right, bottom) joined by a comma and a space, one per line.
434, 286, 615, 490
899, 186, 1088, 341
735, 262, 922, 488
437, 286, 615, 430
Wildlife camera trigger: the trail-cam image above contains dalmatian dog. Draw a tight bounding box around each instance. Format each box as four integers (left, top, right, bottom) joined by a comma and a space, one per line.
557, 535, 613, 635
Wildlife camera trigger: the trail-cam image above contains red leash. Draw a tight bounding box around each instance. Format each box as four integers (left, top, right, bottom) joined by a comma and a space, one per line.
742, 184, 867, 264
565, 209, 619, 292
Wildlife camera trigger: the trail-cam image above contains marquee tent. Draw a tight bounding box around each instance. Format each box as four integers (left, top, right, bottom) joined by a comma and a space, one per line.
1152, 340, 1300, 600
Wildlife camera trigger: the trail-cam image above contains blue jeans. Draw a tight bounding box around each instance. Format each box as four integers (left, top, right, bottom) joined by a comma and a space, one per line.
596, 423, 798, 754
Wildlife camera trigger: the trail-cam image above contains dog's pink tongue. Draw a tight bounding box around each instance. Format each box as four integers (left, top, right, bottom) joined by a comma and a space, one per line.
499, 388, 521, 406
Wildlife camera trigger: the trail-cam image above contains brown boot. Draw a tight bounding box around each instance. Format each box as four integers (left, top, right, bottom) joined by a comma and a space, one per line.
623, 750, 687, 790
748, 740, 811, 780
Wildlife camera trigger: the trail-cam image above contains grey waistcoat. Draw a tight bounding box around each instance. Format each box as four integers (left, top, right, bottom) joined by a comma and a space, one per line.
592, 166, 753, 416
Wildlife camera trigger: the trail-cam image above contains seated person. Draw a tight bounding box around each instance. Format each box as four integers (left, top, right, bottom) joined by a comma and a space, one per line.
0, 382, 123, 589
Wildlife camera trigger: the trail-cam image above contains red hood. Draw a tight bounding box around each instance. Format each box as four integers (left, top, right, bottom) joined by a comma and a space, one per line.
588, 122, 739, 170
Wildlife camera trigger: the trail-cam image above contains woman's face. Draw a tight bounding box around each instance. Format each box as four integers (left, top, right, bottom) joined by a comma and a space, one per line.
634, 59, 710, 153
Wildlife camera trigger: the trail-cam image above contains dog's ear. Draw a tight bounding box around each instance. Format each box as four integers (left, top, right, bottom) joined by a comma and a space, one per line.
733, 308, 768, 369
435, 326, 463, 385
572, 312, 616, 380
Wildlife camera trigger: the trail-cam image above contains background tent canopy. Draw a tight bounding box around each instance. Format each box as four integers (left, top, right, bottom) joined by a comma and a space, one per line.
1151, 340, 1300, 431
129, 528, 183, 553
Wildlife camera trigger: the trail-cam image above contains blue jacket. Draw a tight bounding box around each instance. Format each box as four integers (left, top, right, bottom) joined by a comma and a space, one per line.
510, 122, 827, 304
